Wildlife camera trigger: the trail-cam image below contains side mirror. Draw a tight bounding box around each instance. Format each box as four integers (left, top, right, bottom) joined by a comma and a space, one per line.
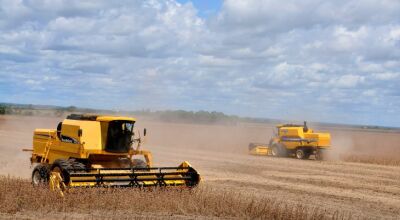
143, 128, 147, 136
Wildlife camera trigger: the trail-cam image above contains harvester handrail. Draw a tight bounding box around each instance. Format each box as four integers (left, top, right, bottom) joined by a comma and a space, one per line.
40, 131, 53, 163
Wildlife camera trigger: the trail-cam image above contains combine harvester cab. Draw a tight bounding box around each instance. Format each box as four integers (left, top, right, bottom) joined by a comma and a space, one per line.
28, 114, 200, 194
248, 122, 331, 160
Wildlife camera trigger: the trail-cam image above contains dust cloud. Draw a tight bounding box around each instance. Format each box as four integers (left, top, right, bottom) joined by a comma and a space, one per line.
327, 133, 355, 160
0, 115, 62, 178
135, 119, 275, 154
1, 114, 400, 179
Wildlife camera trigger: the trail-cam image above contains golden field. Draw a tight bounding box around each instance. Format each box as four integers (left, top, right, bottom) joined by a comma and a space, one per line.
0, 115, 399, 219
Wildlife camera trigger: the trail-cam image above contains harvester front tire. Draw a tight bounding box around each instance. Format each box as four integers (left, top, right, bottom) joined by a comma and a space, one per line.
132, 159, 148, 168
271, 143, 287, 157
32, 164, 50, 186
50, 159, 73, 184
296, 149, 307, 159
271, 146, 279, 157
68, 159, 87, 171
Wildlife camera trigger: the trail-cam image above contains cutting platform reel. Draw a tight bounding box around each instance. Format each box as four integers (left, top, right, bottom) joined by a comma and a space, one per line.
42, 159, 200, 196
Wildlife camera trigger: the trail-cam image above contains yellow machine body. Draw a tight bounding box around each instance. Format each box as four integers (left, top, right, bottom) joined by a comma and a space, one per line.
29, 114, 200, 193
249, 122, 331, 159
32, 117, 151, 164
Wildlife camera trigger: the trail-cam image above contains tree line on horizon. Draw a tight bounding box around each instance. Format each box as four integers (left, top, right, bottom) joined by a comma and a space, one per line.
1, 103, 396, 130
0, 103, 275, 125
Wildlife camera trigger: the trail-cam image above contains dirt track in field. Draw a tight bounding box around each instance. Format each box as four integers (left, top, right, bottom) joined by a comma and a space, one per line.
1, 115, 400, 219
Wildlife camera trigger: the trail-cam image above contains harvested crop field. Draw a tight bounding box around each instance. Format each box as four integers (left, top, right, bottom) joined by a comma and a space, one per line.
1, 115, 400, 219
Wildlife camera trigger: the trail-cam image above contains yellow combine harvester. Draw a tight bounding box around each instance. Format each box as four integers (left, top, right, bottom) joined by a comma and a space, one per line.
27, 114, 200, 194
249, 122, 330, 160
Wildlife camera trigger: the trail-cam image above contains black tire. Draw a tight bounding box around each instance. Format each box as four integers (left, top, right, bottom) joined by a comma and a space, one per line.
271, 145, 280, 157
50, 159, 73, 184
303, 151, 311, 159
32, 164, 50, 186
271, 143, 287, 157
296, 148, 307, 159
68, 159, 87, 171
115, 158, 133, 168
131, 159, 148, 168
279, 145, 288, 157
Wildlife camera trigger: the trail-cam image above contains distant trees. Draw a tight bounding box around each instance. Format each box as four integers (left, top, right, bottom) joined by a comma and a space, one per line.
157, 110, 239, 124
0, 103, 265, 126
0, 104, 10, 114
0, 104, 80, 117
66, 106, 77, 112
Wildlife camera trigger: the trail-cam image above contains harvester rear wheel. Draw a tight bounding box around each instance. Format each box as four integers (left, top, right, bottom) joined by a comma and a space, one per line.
32, 164, 50, 186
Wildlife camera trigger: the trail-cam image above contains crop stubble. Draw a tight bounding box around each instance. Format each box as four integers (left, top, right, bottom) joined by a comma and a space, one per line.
0, 115, 399, 219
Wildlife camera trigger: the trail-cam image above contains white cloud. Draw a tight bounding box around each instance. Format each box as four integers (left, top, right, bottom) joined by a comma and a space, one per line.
198, 55, 240, 66
0, 0, 399, 126
373, 72, 400, 80
48, 17, 96, 33
332, 74, 365, 88
331, 26, 368, 51
216, 0, 400, 34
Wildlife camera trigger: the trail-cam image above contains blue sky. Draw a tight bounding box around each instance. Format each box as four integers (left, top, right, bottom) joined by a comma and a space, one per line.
0, 0, 399, 126
177, 0, 222, 17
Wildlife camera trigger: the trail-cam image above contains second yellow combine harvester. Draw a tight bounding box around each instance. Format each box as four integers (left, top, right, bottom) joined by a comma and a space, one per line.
27, 114, 200, 194
249, 122, 331, 160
